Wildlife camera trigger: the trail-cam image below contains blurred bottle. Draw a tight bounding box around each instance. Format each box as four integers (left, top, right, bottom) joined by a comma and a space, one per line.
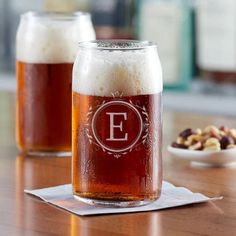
91, 0, 135, 39
74, 0, 91, 12
196, 0, 236, 84
137, 0, 193, 89
44, 0, 78, 12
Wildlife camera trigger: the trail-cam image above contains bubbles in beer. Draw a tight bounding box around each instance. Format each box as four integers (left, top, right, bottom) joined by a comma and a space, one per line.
73, 41, 163, 97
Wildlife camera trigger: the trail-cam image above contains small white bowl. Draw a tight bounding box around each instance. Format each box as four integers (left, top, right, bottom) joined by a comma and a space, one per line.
167, 146, 236, 167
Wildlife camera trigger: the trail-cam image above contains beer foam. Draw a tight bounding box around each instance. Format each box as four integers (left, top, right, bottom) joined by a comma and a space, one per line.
72, 43, 163, 96
16, 12, 95, 63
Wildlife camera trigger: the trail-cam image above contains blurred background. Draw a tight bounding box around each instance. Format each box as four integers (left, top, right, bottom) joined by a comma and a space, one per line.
0, 0, 236, 116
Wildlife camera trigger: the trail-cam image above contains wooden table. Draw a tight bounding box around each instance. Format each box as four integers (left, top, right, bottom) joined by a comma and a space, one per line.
1, 90, 236, 236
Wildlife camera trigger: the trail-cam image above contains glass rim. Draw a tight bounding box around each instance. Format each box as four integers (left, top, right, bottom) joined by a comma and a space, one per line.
78, 40, 157, 51
21, 11, 91, 21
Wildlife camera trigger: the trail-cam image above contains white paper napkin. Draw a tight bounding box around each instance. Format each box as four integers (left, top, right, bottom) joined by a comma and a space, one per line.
24, 181, 222, 216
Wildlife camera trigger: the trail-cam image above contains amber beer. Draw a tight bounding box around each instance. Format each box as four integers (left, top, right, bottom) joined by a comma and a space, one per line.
72, 40, 163, 206
16, 12, 95, 155
72, 93, 162, 202
16, 62, 73, 152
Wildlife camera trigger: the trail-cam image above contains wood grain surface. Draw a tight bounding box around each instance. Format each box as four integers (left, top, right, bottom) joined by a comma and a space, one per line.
1, 90, 236, 236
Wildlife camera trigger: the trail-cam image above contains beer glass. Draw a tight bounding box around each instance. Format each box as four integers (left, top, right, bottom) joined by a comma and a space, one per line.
72, 40, 163, 207
16, 12, 95, 156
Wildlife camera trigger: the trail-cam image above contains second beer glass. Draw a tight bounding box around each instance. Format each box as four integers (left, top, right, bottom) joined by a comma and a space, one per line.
16, 12, 95, 156
72, 40, 163, 207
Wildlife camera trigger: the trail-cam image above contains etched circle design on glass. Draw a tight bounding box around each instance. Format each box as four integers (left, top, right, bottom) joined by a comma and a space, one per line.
91, 101, 143, 153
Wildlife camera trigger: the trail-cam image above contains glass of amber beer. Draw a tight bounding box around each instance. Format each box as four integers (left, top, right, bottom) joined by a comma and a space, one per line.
72, 40, 163, 207
16, 12, 95, 156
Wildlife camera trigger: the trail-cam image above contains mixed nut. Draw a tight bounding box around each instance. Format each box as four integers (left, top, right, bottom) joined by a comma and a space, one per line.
171, 126, 236, 151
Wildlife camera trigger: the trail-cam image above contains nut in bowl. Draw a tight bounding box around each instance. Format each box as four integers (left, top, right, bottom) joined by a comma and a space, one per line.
168, 126, 236, 167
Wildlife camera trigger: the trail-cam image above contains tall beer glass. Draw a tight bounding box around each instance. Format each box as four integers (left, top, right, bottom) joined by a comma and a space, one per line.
16, 12, 95, 156
72, 40, 163, 207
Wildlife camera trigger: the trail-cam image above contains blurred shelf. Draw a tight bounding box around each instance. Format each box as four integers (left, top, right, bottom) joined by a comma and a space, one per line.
0, 73, 16, 91
164, 80, 236, 117
164, 91, 236, 117
1, 74, 236, 117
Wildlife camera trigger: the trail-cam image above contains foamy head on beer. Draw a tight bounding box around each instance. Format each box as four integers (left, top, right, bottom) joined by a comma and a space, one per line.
72, 41, 163, 96
16, 12, 95, 63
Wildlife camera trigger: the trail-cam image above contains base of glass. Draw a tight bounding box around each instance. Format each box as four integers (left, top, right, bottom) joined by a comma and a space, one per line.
73, 195, 155, 208
22, 150, 71, 157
